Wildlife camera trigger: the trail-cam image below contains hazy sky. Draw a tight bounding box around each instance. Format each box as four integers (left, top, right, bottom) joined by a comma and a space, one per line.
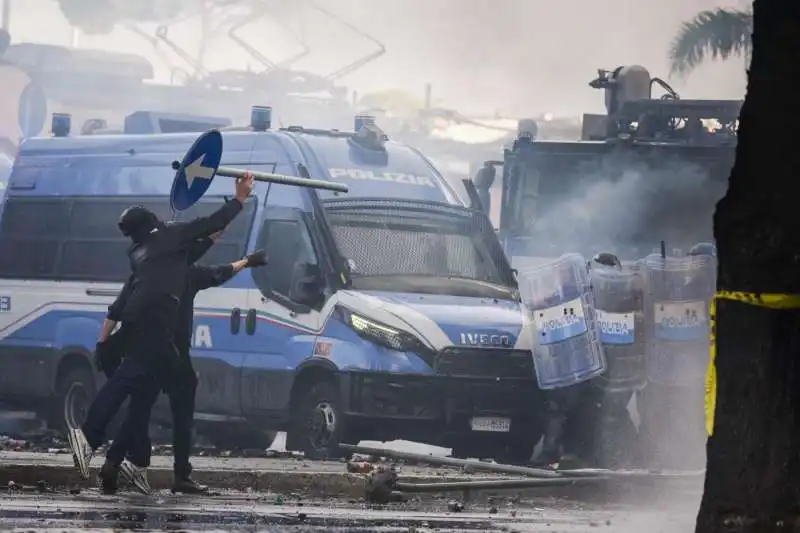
7, 0, 749, 116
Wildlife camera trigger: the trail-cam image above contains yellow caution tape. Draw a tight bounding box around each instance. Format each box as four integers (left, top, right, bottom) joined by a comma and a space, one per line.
705, 291, 800, 436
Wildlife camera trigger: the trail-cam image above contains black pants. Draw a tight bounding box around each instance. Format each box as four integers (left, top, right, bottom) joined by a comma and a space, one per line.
166, 352, 198, 478
120, 349, 197, 477
568, 385, 638, 467
91, 297, 180, 467
83, 355, 161, 467
540, 384, 584, 462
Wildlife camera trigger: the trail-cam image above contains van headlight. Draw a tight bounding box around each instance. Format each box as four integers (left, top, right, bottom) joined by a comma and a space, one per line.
338, 307, 422, 353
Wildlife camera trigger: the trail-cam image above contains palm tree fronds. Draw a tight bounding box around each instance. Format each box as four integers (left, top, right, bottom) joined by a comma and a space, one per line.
669, 8, 753, 77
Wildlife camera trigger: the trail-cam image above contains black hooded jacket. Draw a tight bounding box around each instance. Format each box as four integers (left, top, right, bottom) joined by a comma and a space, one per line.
119, 199, 243, 325
109, 236, 236, 354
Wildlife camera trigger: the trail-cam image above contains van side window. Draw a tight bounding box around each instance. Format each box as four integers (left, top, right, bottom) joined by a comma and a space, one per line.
0, 195, 256, 282
252, 216, 319, 300
63, 198, 164, 282
60, 197, 257, 282
0, 198, 71, 278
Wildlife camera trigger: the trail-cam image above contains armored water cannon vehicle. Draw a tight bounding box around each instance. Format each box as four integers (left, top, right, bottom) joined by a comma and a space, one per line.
472, 65, 740, 266
583, 65, 740, 145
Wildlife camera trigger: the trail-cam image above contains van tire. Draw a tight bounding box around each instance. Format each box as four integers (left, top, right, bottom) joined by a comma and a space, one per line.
51, 366, 96, 433
288, 382, 346, 460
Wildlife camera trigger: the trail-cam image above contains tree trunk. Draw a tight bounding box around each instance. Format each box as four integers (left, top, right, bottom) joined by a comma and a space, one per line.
696, 1, 800, 532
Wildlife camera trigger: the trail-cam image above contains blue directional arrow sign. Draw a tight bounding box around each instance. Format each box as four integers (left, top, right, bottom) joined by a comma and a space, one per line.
170, 130, 223, 212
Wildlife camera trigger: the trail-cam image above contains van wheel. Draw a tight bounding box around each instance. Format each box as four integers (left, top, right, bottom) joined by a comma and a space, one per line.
289, 382, 346, 460
207, 427, 278, 451
50, 367, 96, 433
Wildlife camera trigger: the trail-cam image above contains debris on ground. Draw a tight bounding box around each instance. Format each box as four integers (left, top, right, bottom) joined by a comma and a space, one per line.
446, 499, 464, 512
7, 480, 54, 493
365, 465, 403, 504
347, 461, 375, 474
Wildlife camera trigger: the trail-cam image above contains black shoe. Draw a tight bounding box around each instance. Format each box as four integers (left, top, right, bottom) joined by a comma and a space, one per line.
98, 462, 119, 495
172, 477, 208, 494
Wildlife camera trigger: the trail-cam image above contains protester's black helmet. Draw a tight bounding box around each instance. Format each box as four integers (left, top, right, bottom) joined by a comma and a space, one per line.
592, 252, 622, 269
118, 205, 160, 242
688, 242, 717, 257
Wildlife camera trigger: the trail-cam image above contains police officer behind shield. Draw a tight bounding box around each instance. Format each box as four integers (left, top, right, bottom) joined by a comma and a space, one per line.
67, 174, 255, 488
533, 265, 584, 467
97, 229, 268, 494
638, 242, 716, 470
568, 252, 641, 467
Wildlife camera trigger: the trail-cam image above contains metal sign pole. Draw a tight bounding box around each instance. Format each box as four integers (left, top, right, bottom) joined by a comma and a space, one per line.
170, 129, 349, 212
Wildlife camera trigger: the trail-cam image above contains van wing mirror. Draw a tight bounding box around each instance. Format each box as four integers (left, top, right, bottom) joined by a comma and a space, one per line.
291, 262, 324, 306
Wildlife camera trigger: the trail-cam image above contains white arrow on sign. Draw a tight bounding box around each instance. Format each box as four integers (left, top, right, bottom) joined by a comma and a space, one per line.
184, 154, 215, 188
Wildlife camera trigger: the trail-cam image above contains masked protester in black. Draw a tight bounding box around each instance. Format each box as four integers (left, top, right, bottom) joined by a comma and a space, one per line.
67, 174, 255, 492
110, 238, 268, 494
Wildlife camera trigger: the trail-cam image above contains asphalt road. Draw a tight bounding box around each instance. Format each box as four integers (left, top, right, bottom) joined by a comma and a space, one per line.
0, 488, 700, 532
0, 410, 705, 531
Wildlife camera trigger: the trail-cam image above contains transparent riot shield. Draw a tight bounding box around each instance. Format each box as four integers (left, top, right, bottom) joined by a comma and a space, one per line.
643, 253, 716, 387
519, 253, 606, 390
590, 261, 647, 393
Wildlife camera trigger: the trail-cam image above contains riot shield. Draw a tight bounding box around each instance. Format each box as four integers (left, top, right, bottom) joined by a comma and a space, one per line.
590, 261, 647, 393
519, 253, 606, 390
643, 253, 716, 387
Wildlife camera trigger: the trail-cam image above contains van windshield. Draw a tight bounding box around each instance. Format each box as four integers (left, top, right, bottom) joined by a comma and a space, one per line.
323, 198, 517, 298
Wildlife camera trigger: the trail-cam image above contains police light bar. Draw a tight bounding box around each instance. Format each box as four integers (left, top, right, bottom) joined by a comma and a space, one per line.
124, 111, 232, 135
52, 113, 71, 137
351, 122, 387, 151
355, 114, 375, 131
251, 106, 272, 131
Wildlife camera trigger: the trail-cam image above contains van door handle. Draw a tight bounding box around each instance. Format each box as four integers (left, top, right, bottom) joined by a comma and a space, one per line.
230, 307, 242, 335
85, 289, 119, 297
245, 308, 257, 335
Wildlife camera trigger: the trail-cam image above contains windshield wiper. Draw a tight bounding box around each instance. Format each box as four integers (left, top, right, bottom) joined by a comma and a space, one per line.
354, 273, 513, 290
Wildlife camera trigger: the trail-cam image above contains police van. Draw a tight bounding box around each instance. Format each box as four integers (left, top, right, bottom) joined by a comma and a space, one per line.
0, 108, 543, 461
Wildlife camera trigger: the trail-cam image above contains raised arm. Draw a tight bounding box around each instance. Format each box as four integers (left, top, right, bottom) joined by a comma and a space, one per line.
170, 173, 254, 244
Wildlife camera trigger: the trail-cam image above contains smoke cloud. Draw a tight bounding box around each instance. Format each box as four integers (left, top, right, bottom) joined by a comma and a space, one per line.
526, 154, 729, 260
10, 0, 746, 116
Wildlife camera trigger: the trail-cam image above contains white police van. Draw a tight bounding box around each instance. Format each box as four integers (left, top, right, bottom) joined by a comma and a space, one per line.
0, 108, 543, 461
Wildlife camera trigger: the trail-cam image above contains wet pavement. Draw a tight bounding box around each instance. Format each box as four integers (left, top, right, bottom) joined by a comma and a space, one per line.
0, 488, 699, 532
0, 411, 704, 531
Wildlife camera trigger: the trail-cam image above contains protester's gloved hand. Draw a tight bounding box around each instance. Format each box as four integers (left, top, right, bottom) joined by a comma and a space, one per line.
94, 340, 120, 378
244, 249, 268, 268
93, 341, 108, 374
95, 333, 125, 378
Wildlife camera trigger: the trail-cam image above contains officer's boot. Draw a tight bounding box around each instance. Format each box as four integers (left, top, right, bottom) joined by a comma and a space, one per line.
172, 464, 208, 494
98, 461, 120, 495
